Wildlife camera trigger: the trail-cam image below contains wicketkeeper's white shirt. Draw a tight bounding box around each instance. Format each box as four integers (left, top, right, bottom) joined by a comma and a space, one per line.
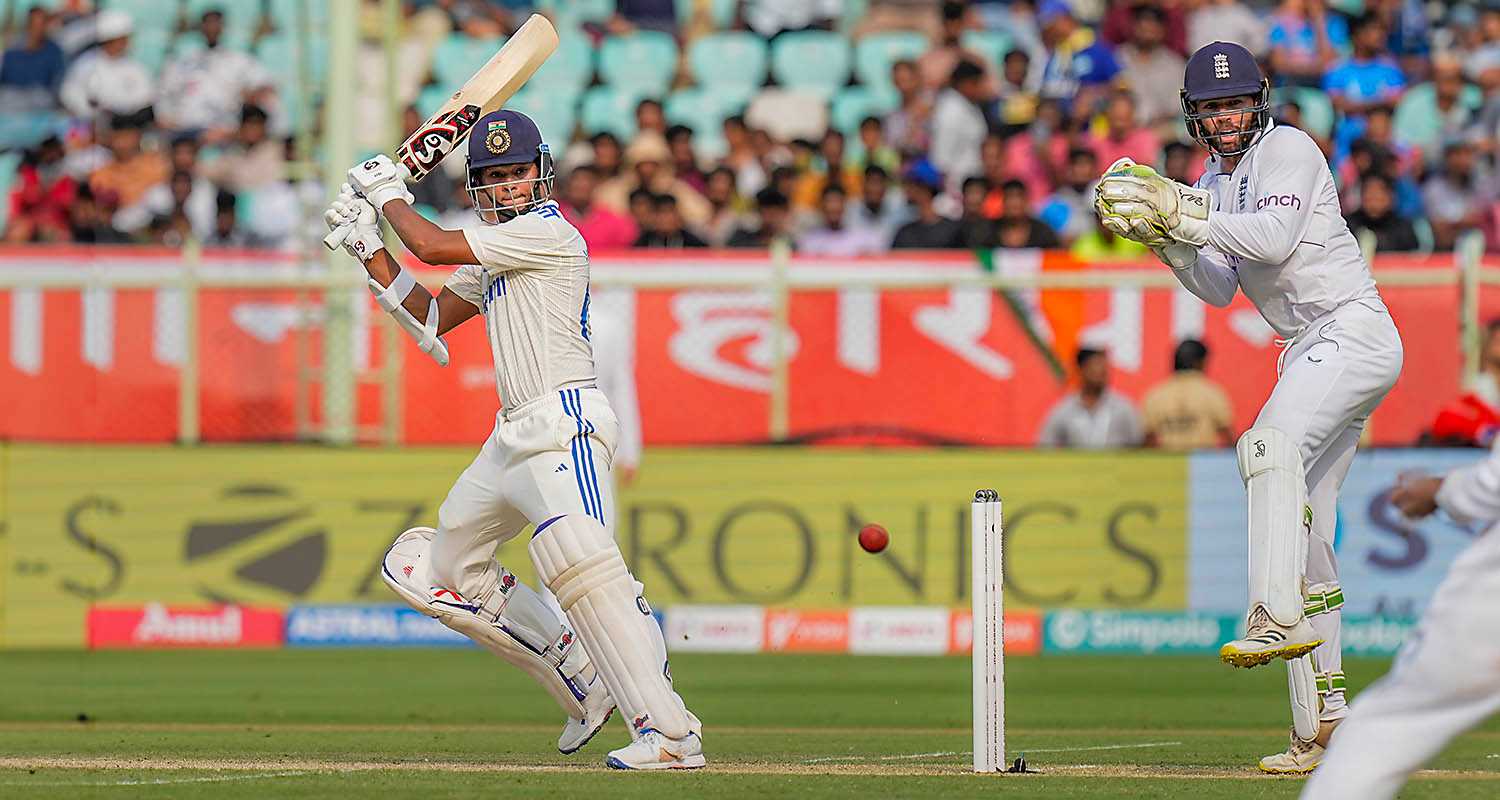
1181, 123, 1382, 338
444, 201, 598, 413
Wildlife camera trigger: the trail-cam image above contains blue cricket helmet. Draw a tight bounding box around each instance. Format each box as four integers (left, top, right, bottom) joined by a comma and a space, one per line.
465, 109, 555, 221
1180, 42, 1271, 157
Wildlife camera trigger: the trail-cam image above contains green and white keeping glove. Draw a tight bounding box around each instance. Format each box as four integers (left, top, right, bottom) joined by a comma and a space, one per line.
1094, 159, 1211, 247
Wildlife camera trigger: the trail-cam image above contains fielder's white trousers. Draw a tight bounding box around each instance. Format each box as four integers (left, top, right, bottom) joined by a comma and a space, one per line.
429, 386, 620, 607
1255, 297, 1404, 720
1301, 527, 1500, 800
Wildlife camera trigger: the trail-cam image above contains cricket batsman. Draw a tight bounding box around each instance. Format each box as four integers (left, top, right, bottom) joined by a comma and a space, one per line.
323, 109, 706, 770
1302, 444, 1500, 799
1093, 42, 1404, 772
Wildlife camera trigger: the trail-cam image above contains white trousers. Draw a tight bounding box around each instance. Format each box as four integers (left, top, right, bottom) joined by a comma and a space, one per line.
1255, 298, 1403, 720
1301, 528, 1500, 800
429, 387, 620, 609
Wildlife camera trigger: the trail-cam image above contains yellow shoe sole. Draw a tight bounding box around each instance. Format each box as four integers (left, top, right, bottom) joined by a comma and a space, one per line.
1258, 762, 1318, 775
1219, 638, 1324, 669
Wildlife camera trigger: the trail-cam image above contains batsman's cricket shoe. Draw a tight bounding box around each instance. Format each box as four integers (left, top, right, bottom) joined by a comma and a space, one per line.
558, 675, 615, 755
1220, 605, 1323, 668
1258, 727, 1325, 774
605, 729, 706, 770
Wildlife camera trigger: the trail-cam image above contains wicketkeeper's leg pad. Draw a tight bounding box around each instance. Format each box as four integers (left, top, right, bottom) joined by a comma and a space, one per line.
382, 527, 592, 719
529, 514, 694, 739
1238, 427, 1310, 626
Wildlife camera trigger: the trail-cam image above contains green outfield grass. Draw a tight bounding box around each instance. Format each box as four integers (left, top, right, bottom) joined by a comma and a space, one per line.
0, 650, 1496, 798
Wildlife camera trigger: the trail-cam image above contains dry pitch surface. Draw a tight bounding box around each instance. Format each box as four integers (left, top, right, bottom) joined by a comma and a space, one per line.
1, 650, 1496, 798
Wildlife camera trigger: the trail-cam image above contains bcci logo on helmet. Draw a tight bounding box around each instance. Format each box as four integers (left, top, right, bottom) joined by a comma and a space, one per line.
1213, 53, 1230, 79
485, 119, 511, 155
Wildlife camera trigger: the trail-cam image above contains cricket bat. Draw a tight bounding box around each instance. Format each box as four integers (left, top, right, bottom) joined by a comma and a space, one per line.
324, 14, 559, 250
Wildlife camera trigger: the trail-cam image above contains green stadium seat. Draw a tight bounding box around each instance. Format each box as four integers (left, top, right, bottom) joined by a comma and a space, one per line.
104, 0, 174, 32
687, 32, 768, 92
529, 33, 594, 93
416, 84, 452, 119
1274, 86, 1334, 139
255, 33, 330, 86
853, 31, 926, 90
579, 85, 651, 141
266, 0, 330, 36
507, 88, 580, 158
431, 34, 504, 90
771, 30, 851, 99
0, 152, 19, 232
1393, 82, 1485, 152
961, 30, 1013, 68
129, 26, 175, 75
599, 31, 679, 95
830, 85, 900, 137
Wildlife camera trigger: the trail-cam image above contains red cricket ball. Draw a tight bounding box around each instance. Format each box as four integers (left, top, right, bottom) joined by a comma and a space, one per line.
858, 523, 889, 553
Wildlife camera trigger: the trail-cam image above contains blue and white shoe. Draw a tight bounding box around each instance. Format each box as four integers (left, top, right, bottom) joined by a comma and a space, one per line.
557, 678, 614, 754
605, 728, 706, 770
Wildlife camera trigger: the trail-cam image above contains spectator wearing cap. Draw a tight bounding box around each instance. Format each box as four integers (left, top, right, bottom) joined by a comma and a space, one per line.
635, 194, 708, 248
157, 9, 278, 143
59, 10, 154, 121
726, 188, 795, 249
1089, 88, 1162, 173
198, 104, 286, 192
1186, 0, 1268, 56
1102, 0, 1188, 56
0, 6, 66, 115
1142, 339, 1234, 450
883, 59, 933, 163
1324, 13, 1406, 156
1345, 173, 1420, 253
1039, 147, 1098, 244
1116, 6, 1187, 136
1038, 348, 1144, 449
891, 161, 963, 249
88, 113, 168, 219
799, 184, 889, 255
3, 136, 75, 243
1421, 140, 1495, 251
596, 133, 712, 229
1036, 0, 1120, 117
845, 165, 908, 243
1268, 0, 1349, 89
558, 164, 638, 252
994, 179, 1059, 249
931, 58, 992, 191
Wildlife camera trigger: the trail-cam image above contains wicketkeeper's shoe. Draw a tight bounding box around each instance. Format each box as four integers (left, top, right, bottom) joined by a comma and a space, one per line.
1258, 727, 1325, 774
557, 673, 615, 755
1219, 605, 1324, 668
605, 728, 707, 770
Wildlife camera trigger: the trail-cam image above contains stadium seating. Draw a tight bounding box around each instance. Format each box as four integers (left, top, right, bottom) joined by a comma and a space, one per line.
771, 30, 852, 100
580, 84, 652, 141
599, 31, 679, 95
1274, 86, 1335, 139
0, 151, 21, 230
431, 34, 505, 90
960, 30, 1013, 68
665, 86, 753, 157
528, 33, 595, 93
687, 32, 768, 93
130, 26, 175, 75
830, 85, 901, 137
1393, 81, 1486, 151
507, 88, 580, 159
535, 0, 616, 28
853, 31, 927, 92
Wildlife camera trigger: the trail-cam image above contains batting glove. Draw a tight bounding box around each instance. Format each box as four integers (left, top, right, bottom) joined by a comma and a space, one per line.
347, 154, 415, 212
1095, 160, 1210, 247
323, 183, 384, 263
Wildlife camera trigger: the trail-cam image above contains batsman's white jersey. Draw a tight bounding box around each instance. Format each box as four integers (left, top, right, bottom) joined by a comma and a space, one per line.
1302, 442, 1500, 800
1168, 121, 1404, 727
433, 200, 620, 602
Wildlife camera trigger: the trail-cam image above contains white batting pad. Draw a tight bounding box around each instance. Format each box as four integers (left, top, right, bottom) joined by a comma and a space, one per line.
381, 527, 590, 719
530, 515, 694, 739
1236, 427, 1309, 626
1287, 655, 1319, 741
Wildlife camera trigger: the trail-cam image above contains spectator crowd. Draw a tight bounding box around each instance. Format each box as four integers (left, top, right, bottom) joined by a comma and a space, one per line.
1, 0, 1498, 254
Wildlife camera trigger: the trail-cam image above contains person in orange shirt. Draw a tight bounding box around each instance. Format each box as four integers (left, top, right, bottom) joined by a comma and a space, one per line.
87, 113, 168, 216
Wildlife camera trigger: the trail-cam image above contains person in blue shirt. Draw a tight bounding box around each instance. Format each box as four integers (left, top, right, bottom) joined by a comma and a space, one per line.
0, 7, 66, 110
1268, 0, 1349, 88
1323, 14, 1406, 163
1037, 0, 1120, 117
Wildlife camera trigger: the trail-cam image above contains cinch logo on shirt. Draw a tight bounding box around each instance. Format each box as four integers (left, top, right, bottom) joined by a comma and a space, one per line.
1256, 194, 1301, 211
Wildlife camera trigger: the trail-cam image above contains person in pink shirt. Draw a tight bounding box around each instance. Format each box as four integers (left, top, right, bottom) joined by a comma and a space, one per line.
1001, 98, 1071, 208
557, 164, 638, 252
1089, 88, 1163, 170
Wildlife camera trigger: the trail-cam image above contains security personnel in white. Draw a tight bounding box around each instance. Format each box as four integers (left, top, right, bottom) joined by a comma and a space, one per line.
1094, 42, 1404, 773
1303, 443, 1500, 799
324, 109, 705, 770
